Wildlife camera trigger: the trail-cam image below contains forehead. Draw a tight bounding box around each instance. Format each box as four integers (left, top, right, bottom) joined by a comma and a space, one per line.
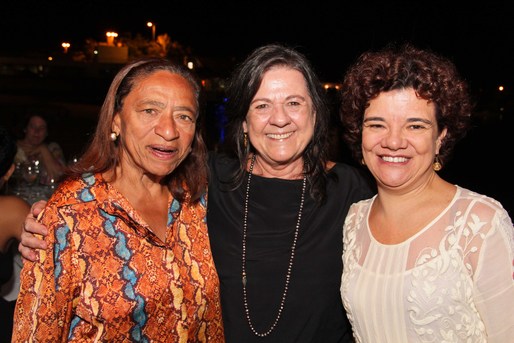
366, 89, 435, 118
256, 67, 309, 96
133, 70, 193, 93
127, 70, 197, 109
28, 116, 47, 127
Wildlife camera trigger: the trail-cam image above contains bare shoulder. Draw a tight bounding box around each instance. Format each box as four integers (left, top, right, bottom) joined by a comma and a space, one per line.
0, 195, 31, 243
0, 195, 31, 212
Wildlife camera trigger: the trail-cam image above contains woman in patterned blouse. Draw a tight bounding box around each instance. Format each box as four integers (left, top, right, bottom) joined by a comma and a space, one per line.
12, 58, 225, 342
339, 43, 514, 342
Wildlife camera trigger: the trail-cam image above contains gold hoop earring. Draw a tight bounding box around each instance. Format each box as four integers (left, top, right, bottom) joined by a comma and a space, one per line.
433, 154, 442, 171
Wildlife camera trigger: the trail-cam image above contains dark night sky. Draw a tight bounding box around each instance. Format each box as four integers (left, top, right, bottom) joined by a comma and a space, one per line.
1, 1, 513, 87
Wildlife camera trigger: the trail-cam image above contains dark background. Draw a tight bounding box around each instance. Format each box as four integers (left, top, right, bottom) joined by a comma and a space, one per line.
1, 1, 513, 85
0, 1, 513, 215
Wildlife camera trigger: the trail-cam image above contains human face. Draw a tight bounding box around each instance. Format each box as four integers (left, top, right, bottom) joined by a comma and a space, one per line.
112, 70, 197, 181
362, 88, 446, 190
25, 116, 48, 146
243, 67, 315, 174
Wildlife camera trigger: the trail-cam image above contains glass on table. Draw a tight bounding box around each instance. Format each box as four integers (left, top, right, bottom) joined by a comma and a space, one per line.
21, 159, 40, 186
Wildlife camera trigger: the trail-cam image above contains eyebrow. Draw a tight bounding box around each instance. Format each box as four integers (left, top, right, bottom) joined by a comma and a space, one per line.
363, 117, 433, 124
138, 100, 196, 113
250, 94, 308, 105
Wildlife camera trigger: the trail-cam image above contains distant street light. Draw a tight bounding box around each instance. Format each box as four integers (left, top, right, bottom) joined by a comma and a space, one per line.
147, 21, 156, 41
61, 42, 70, 54
106, 31, 118, 46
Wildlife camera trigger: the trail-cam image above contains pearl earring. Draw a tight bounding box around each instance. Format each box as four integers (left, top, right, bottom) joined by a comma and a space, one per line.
110, 132, 118, 141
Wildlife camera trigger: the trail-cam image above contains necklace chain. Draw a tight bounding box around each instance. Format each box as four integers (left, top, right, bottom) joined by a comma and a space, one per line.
242, 154, 306, 337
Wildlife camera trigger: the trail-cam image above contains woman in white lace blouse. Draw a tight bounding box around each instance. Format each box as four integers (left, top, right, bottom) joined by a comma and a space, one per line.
339, 43, 514, 342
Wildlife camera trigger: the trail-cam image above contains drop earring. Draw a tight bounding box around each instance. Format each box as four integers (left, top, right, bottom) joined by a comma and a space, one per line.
243, 132, 248, 149
433, 154, 442, 171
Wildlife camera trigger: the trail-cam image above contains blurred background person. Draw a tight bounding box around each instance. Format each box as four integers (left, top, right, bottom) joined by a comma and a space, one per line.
12, 58, 224, 342
15, 113, 66, 184
0, 126, 30, 343
339, 43, 514, 342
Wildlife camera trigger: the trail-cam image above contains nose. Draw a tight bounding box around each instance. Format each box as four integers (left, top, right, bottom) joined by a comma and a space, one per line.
381, 127, 407, 150
155, 115, 179, 140
268, 104, 291, 127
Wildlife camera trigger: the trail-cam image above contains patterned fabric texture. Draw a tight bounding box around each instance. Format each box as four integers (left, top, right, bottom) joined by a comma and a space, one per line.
13, 173, 224, 342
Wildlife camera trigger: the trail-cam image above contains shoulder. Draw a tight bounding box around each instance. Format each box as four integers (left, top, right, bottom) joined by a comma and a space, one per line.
0, 195, 30, 243
208, 151, 238, 177
0, 195, 30, 210
47, 142, 63, 151
454, 186, 514, 235
0, 196, 30, 219
47, 173, 104, 208
328, 161, 376, 196
456, 186, 510, 216
328, 161, 366, 178
47, 142, 65, 161
41, 174, 108, 230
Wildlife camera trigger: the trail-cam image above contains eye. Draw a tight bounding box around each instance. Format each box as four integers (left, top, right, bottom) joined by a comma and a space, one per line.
252, 102, 272, 114
175, 113, 196, 126
407, 123, 429, 130
286, 101, 301, 107
178, 114, 194, 122
142, 108, 158, 116
363, 122, 385, 129
255, 103, 270, 110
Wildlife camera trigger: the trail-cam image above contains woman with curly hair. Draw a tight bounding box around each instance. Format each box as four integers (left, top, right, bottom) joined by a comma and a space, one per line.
339, 43, 514, 342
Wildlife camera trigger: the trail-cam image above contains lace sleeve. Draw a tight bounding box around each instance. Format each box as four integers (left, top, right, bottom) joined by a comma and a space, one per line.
473, 209, 514, 342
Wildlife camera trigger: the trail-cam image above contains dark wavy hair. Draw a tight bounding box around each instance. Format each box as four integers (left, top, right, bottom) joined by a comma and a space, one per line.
69, 57, 208, 202
340, 43, 473, 166
223, 43, 331, 204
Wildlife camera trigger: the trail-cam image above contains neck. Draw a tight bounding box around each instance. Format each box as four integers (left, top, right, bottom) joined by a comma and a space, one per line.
247, 153, 304, 180
376, 174, 454, 214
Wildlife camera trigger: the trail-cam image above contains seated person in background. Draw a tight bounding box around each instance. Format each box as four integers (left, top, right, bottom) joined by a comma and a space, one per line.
15, 113, 66, 184
0, 126, 31, 342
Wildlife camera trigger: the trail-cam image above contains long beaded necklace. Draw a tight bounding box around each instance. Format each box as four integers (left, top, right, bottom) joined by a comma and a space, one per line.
242, 154, 307, 337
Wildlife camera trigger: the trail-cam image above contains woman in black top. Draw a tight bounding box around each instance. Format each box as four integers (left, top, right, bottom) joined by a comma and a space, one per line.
206, 44, 374, 342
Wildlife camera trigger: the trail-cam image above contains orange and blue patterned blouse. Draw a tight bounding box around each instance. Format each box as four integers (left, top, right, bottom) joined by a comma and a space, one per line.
13, 173, 225, 342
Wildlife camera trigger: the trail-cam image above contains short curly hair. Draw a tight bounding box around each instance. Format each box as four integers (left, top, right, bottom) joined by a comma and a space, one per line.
340, 43, 474, 165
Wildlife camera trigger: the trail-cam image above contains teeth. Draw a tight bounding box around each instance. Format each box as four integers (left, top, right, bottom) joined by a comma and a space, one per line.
382, 156, 408, 163
267, 132, 293, 139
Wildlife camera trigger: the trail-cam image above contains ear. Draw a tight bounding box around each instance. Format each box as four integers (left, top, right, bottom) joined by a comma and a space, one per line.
436, 128, 448, 153
112, 113, 121, 134
242, 120, 248, 134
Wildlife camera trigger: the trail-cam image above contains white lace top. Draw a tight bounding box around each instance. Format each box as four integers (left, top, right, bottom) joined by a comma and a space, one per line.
341, 186, 514, 343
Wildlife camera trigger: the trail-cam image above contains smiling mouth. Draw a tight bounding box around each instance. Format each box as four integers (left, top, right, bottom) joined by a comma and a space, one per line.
267, 132, 293, 139
381, 156, 409, 163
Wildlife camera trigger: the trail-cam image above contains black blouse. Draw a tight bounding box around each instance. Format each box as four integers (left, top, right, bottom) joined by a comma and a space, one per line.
207, 153, 375, 343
